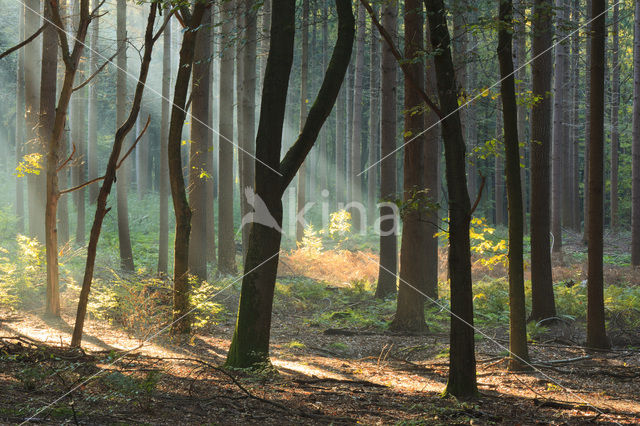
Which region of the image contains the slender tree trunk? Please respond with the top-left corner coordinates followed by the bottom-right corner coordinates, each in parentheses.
top-left (71, 28), bottom-right (86, 245)
top-left (368, 6), bottom-right (380, 228)
top-left (116, 0), bottom-right (134, 271)
top-left (72, 3), bottom-right (162, 347)
top-left (296, 0), bottom-right (310, 243)
top-left (375, 0), bottom-right (398, 298)
top-left (188, 8), bottom-right (212, 281)
top-left (515, 0), bottom-right (528, 233)
top-left (610, 2), bottom-right (620, 232)
top-left (168, 2), bottom-right (209, 335)
top-left (136, 105), bottom-right (150, 198)
top-left (226, 0), bottom-right (353, 368)
top-left (218, 0), bottom-right (238, 274)
top-left (632, 0), bottom-right (640, 266)
top-left (41, 1), bottom-right (59, 316)
top-left (551, 0), bottom-right (567, 254)
top-left (498, 0), bottom-right (530, 371)
top-left (349, 3), bottom-right (366, 232)
top-left (495, 110), bottom-right (504, 225)
top-left (158, 12), bottom-right (171, 275)
top-left (529, 0), bottom-right (556, 321)
top-left (425, 0), bottom-right (478, 399)
top-left (571, 0), bottom-right (581, 231)
top-left (586, 0), bottom-right (610, 350)
top-left (25, 0), bottom-right (44, 242)
top-left (88, 0), bottom-right (99, 204)
top-left (206, 7), bottom-right (216, 265)
top-left (583, 0), bottom-right (592, 244)
top-left (15, 7), bottom-right (25, 234)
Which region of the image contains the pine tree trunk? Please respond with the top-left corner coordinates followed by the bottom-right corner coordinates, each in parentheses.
top-left (610, 2), bottom-right (620, 232)
top-left (217, 0), bottom-right (238, 274)
top-left (15, 7), bottom-right (25, 234)
top-left (515, 0), bottom-right (528, 233)
top-left (136, 105), bottom-right (150, 199)
top-left (349, 3), bottom-right (366, 232)
top-left (296, 0), bottom-right (310, 243)
top-left (495, 111), bottom-right (504, 226)
top-left (497, 0), bottom-right (530, 371)
top-left (368, 6), bottom-right (380, 230)
top-left (336, 84), bottom-right (346, 207)
top-left (425, 0), bottom-right (478, 399)
top-left (586, 0), bottom-right (610, 350)
top-left (529, 0), bottom-right (556, 321)
top-left (583, 0), bottom-right (592, 244)
top-left (116, 0), bottom-right (134, 271)
top-left (88, 0), bottom-right (99, 204)
top-left (158, 12), bottom-right (171, 275)
top-left (571, 0), bottom-right (581, 231)
top-left (188, 7), bottom-right (212, 281)
top-left (375, 0), bottom-right (398, 298)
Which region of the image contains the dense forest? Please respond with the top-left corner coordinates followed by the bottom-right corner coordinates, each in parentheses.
top-left (0, 0), bottom-right (638, 423)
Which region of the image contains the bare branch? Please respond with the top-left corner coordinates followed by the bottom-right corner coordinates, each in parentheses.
top-left (469, 174), bottom-right (486, 217)
top-left (117, 115), bottom-right (151, 169)
top-left (56, 144), bottom-right (76, 173)
top-left (59, 175), bottom-right (104, 195)
top-left (0, 24), bottom-right (45, 61)
top-left (72, 50), bottom-right (118, 92)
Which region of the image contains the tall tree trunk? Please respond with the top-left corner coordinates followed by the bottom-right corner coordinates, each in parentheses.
top-left (218, 0), bottom-right (238, 274)
top-left (586, 0), bottom-right (609, 350)
top-left (41, 1), bottom-right (59, 316)
top-left (296, 0), bottom-right (310, 243)
top-left (116, 0), bottom-right (134, 271)
top-left (158, 11), bottom-right (171, 275)
top-left (168, 2), bottom-right (209, 335)
top-left (367, 5), bottom-right (380, 228)
top-left (515, 0), bottom-right (528, 233)
top-left (206, 7), bottom-right (216, 265)
top-left (25, 0), bottom-right (44, 242)
top-left (425, 0), bottom-right (478, 399)
top-left (71, 15), bottom-right (86, 246)
top-left (375, 0), bottom-right (398, 298)
top-left (529, 0), bottom-right (556, 321)
top-left (610, 2), bottom-right (620, 232)
top-left (497, 0), bottom-right (530, 371)
top-left (632, 0), bottom-right (640, 266)
top-left (188, 8), bottom-right (212, 281)
top-left (240, 0), bottom-right (257, 259)
top-left (136, 105), bottom-right (150, 198)
top-left (72, 3), bottom-right (162, 347)
top-left (495, 110), bottom-right (504, 225)
top-left (571, 0), bottom-right (581, 231)
top-left (87, 0), bottom-right (99, 204)
top-left (349, 3), bottom-right (366, 232)
top-left (583, 0), bottom-right (592, 244)
top-left (226, 0), bottom-right (354, 368)
top-left (15, 7), bottom-right (25, 234)
top-left (551, 0), bottom-right (567, 254)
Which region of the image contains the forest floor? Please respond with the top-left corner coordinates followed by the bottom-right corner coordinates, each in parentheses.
top-left (0, 232), bottom-right (639, 424)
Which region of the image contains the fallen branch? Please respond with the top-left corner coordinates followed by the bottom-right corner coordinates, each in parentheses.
top-left (534, 355), bottom-right (591, 365)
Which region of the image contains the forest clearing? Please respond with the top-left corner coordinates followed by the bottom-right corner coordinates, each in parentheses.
top-left (1, 0), bottom-right (640, 423)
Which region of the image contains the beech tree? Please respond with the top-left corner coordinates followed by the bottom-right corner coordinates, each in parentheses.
top-left (226, 0), bottom-right (354, 368)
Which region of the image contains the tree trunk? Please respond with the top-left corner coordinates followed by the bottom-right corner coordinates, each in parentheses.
top-left (391, 0), bottom-right (429, 332)
top-left (87, 0), bottom-right (99, 204)
top-left (497, 0), bottom-right (530, 371)
top-left (610, 2), bottom-right (620, 232)
top-left (116, 0), bottom-right (134, 271)
top-left (375, 0), bottom-right (398, 298)
top-left (206, 7), bottom-right (216, 265)
top-left (25, 0), bottom-right (44, 243)
top-left (583, 0), bottom-right (592, 244)
top-left (515, 0), bottom-right (528, 233)
top-left (495, 110), bottom-right (504, 225)
top-left (551, 0), bottom-right (567, 254)
top-left (529, 0), bottom-right (556, 321)
top-left (72, 3), bottom-right (162, 347)
top-left (349, 3), bottom-right (366, 232)
top-left (296, 0), bottom-right (310, 243)
top-left (632, 0), bottom-right (640, 266)
top-left (336, 84), bottom-right (346, 207)
top-left (226, 0), bottom-right (354, 368)
top-left (217, 0), bottom-right (238, 274)
top-left (571, 0), bottom-right (581, 231)
top-left (425, 0), bottom-right (478, 399)
top-left (586, 0), bottom-right (610, 350)
top-left (136, 105), bottom-right (150, 199)
top-left (71, 24), bottom-right (86, 246)
top-left (367, 5), bottom-right (380, 228)
top-left (15, 7), bottom-right (25, 234)
top-left (168, 2), bottom-right (208, 335)
top-left (188, 8), bottom-right (212, 281)
top-left (158, 12), bottom-right (171, 275)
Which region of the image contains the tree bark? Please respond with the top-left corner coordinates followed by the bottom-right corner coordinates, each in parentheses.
top-left (296, 0), bottom-right (310, 243)
top-left (529, 0), bottom-right (556, 321)
top-left (583, 0), bottom-right (592, 244)
top-left (188, 8), bottom-right (212, 281)
top-left (375, 0), bottom-right (398, 298)
top-left (632, 0), bottom-right (640, 266)
top-left (217, 0), bottom-right (238, 274)
top-left (226, 0), bottom-right (354, 368)
top-left (495, 110), bottom-right (504, 225)
top-left (158, 11), bottom-right (171, 275)
top-left (610, 2), bottom-right (620, 232)
top-left (425, 0), bottom-right (478, 399)
top-left (15, 5), bottom-right (25, 234)
top-left (497, 0), bottom-right (530, 371)
top-left (586, 0), bottom-right (610, 350)
top-left (116, 0), bottom-right (134, 271)
top-left (368, 5), bottom-right (380, 228)
top-left (168, 2), bottom-right (209, 335)
top-left (87, 0), bottom-right (99, 204)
